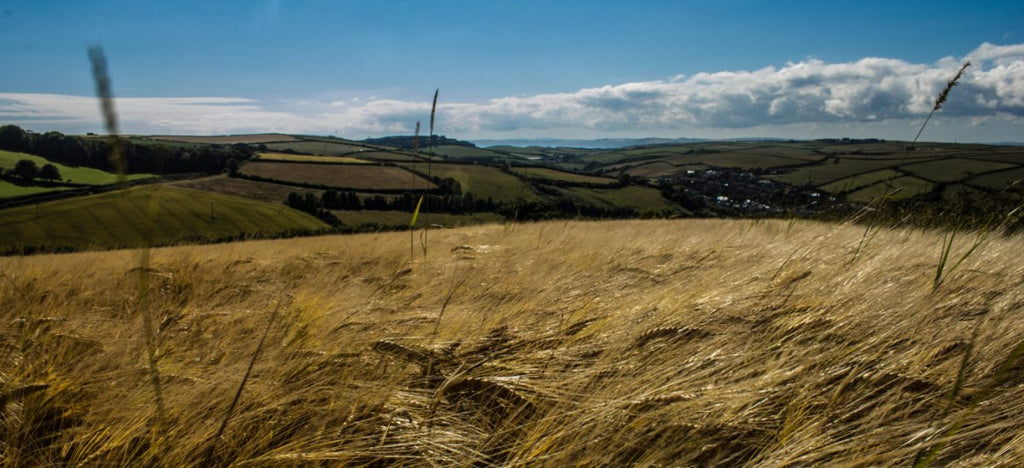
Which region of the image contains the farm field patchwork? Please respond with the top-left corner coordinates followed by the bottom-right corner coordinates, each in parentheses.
top-left (239, 161), bottom-right (433, 190)
top-left (769, 158), bottom-right (917, 186)
top-left (901, 158), bottom-right (1017, 182)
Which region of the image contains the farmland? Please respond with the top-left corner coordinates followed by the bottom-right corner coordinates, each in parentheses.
top-left (3, 132), bottom-right (1024, 254)
top-left (238, 161), bottom-right (434, 191)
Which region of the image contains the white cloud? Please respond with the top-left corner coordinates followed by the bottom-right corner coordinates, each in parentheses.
top-left (2, 42), bottom-right (1023, 140)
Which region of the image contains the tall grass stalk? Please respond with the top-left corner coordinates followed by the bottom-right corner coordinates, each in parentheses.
top-left (210, 300), bottom-right (283, 456)
top-left (932, 221), bottom-right (990, 291)
top-left (410, 121), bottom-right (421, 261)
top-left (911, 62), bottom-right (971, 147)
top-left (422, 89), bottom-right (439, 260)
top-left (89, 45), bottom-right (166, 434)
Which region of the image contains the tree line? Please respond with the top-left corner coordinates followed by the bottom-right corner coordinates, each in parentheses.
top-left (1, 159), bottom-right (63, 183)
top-left (0, 125), bottom-right (252, 174)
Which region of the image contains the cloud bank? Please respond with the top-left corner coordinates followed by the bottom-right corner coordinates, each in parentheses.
top-left (2, 42), bottom-right (1023, 141)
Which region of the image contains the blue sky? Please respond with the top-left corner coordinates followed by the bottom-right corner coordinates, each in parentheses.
top-left (1, 0), bottom-right (1023, 142)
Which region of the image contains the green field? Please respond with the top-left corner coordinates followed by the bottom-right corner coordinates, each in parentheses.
top-left (331, 210), bottom-right (504, 228)
top-left (0, 185), bottom-right (329, 252)
top-left (845, 176), bottom-right (934, 203)
top-left (819, 169), bottom-right (903, 194)
top-left (398, 163), bottom-right (540, 202)
top-left (512, 167), bottom-right (618, 185)
top-left (0, 181), bottom-right (73, 198)
top-left (901, 158), bottom-right (1016, 182)
top-left (255, 152), bottom-right (371, 164)
top-left (0, 150), bottom-right (155, 186)
top-left (968, 167), bottom-right (1024, 190)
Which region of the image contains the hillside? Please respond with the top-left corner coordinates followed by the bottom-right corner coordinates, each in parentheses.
top-left (2, 219), bottom-right (1023, 465)
top-left (0, 185), bottom-right (329, 253)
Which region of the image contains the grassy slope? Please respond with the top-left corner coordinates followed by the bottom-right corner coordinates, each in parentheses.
top-left (2, 219), bottom-right (1022, 465)
top-left (0, 185), bottom-right (328, 251)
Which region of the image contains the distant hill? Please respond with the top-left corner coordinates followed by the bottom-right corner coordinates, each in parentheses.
top-left (361, 135), bottom-right (476, 149)
top-left (473, 137), bottom-right (710, 149)
top-left (473, 137), bottom-right (806, 149)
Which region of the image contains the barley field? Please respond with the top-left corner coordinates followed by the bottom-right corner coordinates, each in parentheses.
top-left (1, 219), bottom-right (1022, 465)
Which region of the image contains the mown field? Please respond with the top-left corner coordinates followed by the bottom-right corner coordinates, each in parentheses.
top-left (2, 219), bottom-right (1022, 465)
top-left (0, 185), bottom-right (328, 252)
top-left (239, 161), bottom-right (434, 191)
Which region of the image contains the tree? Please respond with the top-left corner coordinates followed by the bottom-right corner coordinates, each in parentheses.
top-left (39, 163), bottom-right (62, 182)
top-left (226, 158), bottom-right (240, 176)
top-left (13, 159), bottom-right (38, 181)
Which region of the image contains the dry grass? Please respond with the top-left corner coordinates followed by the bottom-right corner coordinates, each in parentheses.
top-left (1, 218), bottom-right (1023, 465)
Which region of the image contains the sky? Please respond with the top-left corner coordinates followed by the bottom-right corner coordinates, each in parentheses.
top-left (1, 0), bottom-right (1023, 143)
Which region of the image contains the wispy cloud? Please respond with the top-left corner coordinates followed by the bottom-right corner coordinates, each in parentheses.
top-left (2, 42), bottom-right (1023, 140)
